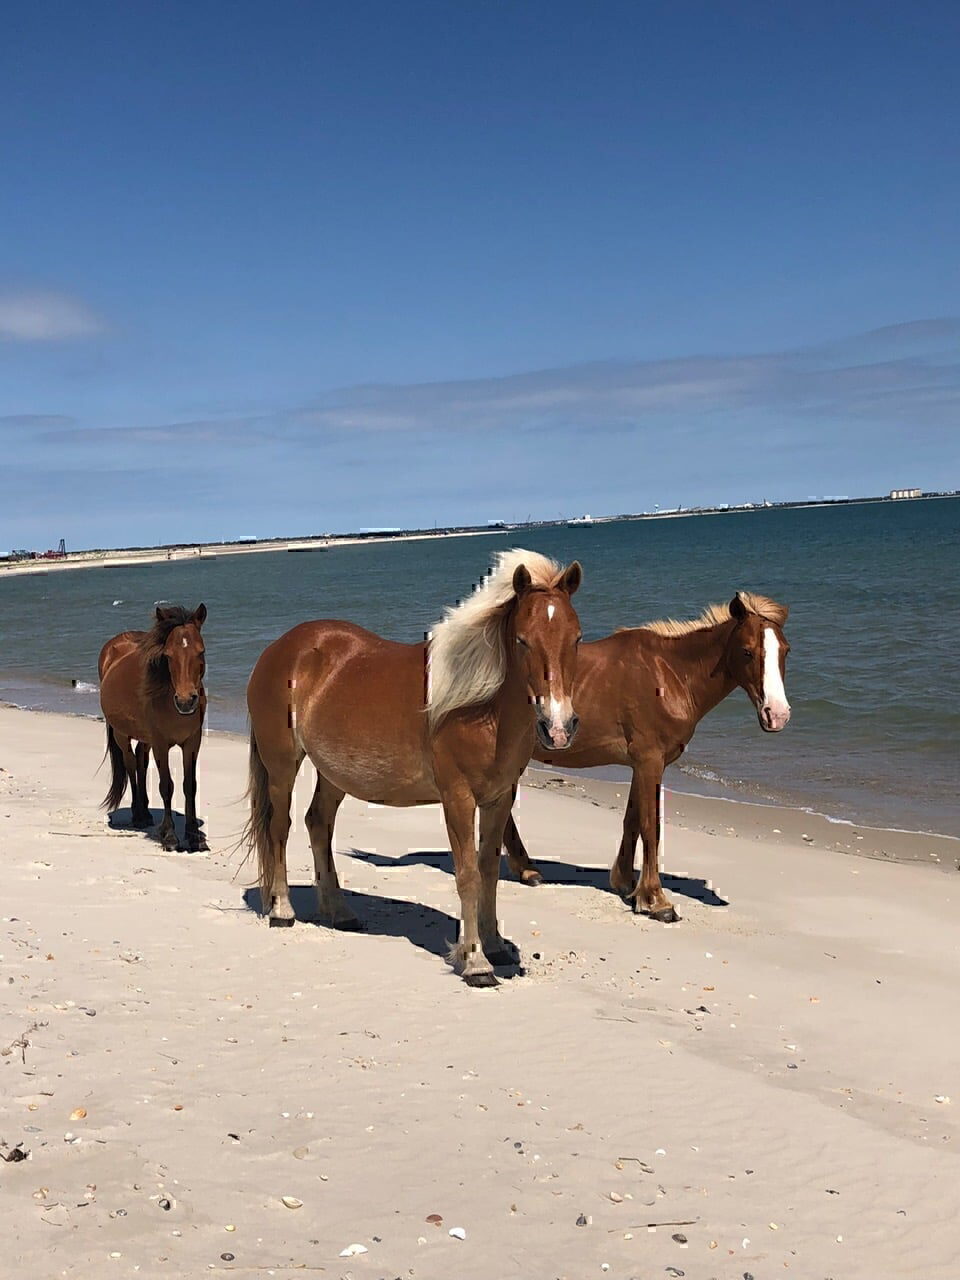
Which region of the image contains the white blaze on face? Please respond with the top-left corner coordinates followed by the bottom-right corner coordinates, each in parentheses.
top-left (762, 627), bottom-right (790, 728)
top-left (547, 603), bottom-right (555, 621)
top-left (182, 636), bottom-right (188, 647)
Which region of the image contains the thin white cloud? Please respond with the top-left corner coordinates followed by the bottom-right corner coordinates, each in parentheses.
top-left (0, 291), bottom-right (103, 341)
top-left (37, 316), bottom-right (960, 449)
top-left (0, 413), bottom-right (76, 429)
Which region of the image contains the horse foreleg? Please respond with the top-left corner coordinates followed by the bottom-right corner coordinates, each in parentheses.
top-left (132, 743), bottom-right (152, 827)
top-left (153, 744), bottom-right (179, 852)
top-left (502, 788), bottom-right (544, 886)
top-left (617, 761), bottom-right (678, 923)
top-left (182, 733), bottom-right (207, 852)
top-left (443, 787), bottom-right (496, 987)
top-left (305, 774), bottom-right (357, 929)
top-left (610, 765), bottom-right (642, 899)
top-left (479, 792), bottom-right (520, 966)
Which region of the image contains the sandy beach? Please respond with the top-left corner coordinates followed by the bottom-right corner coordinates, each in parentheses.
top-left (2, 704), bottom-right (958, 1279)
top-left (0, 528), bottom-right (509, 578)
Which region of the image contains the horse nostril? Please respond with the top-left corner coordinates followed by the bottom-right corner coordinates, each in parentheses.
top-left (569, 715), bottom-right (580, 737)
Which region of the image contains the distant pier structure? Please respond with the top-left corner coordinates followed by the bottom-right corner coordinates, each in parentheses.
top-left (890, 488), bottom-right (922, 500)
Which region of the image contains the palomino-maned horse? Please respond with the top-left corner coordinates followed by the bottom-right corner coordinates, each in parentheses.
top-left (244, 550), bottom-right (582, 987)
top-left (502, 591), bottom-right (791, 921)
top-left (99, 604), bottom-right (209, 852)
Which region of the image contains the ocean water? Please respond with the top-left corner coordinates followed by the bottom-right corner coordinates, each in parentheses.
top-left (1, 498), bottom-right (958, 836)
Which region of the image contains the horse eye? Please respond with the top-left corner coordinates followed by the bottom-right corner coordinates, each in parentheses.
top-left (516, 636), bottom-right (528, 648)
top-left (743, 648), bottom-right (753, 659)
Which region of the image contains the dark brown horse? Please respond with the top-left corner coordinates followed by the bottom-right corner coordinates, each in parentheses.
top-left (99, 604), bottom-right (208, 852)
top-left (244, 550), bottom-right (582, 987)
top-left (502, 592), bottom-right (790, 920)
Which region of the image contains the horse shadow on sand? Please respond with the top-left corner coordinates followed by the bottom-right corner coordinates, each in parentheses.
top-left (107, 808), bottom-right (207, 854)
top-left (341, 846), bottom-right (728, 912)
top-left (240, 873), bottom-right (527, 980)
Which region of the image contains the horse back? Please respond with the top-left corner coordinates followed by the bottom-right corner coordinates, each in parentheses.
top-left (98, 630), bottom-right (146, 681)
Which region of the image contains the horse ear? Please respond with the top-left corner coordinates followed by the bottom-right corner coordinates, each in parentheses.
top-left (730, 592), bottom-right (748, 621)
top-left (558, 561), bottom-right (582, 596)
top-left (513, 564), bottom-right (533, 596)
top-left (155, 605), bottom-right (167, 623)
top-left (193, 603), bottom-right (207, 627)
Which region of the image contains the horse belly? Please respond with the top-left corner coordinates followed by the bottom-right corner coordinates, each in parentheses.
top-left (533, 741), bottom-right (629, 770)
top-left (308, 739), bottom-right (440, 807)
top-left (295, 666), bottom-right (438, 806)
top-left (99, 664), bottom-right (147, 742)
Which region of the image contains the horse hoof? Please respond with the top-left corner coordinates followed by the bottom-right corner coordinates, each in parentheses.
top-left (521, 872), bottom-right (543, 887)
top-left (187, 838), bottom-right (209, 853)
top-left (463, 971), bottom-right (500, 988)
top-left (651, 906), bottom-right (680, 923)
top-left (269, 916), bottom-right (295, 928)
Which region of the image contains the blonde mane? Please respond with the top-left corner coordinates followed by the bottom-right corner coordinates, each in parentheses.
top-left (634, 591), bottom-right (788, 637)
top-left (426, 548), bottom-right (564, 726)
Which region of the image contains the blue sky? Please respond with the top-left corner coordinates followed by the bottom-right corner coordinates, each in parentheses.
top-left (2, 1), bottom-right (958, 548)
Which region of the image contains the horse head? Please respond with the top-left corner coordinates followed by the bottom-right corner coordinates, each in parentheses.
top-left (721, 592), bottom-right (791, 732)
top-left (158, 603), bottom-right (207, 715)
top-left (510, 560), bottom-right (583, 750)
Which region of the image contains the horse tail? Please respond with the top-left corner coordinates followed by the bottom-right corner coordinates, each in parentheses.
top-left (101, 724), bottom-right (128, 811)
top-left (242, 726), bottom-right (275, 913)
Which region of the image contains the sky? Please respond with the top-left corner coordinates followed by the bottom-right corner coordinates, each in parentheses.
top-left (1, 0), bottom-right (958, 549)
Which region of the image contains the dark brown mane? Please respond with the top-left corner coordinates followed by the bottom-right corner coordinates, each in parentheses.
top-left (139, 606), bottom-right (197, 701)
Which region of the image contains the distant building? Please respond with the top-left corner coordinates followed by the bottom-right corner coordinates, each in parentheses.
top-left (890, 488), bottom-right (922, 500)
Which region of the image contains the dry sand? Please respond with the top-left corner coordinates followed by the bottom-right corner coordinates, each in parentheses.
top-left (1, 704), bottom-right (958, 1279)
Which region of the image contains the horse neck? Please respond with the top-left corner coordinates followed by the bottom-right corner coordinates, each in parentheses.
top-left (656, 621), bottom-right (738, 719)
top-left (141, 651), bottom-right (173, 703)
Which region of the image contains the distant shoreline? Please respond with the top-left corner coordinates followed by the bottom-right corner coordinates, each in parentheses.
top-left (2, 490), bottom-right (956, 578)
top-left (0, 526), bottom-right (507, 578)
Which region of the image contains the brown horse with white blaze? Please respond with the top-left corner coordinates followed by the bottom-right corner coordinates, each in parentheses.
top-left (244, 549), bottom-right (582, 987)
top-left (99, 604), bottom-right (208, 852)
top-left (502, 591), bottom-right (791, 920)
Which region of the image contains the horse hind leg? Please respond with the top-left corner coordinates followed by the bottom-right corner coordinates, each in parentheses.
top-left (245, 728), bottom-right (301, 926)
top-left (502, 795), bottom-right (544, 886)
top-left (132, 742), bottom-right (153, 827)
top-left (305, 774), bottom-right (359, 930)
top-left (102, 725), bottom-right (136, 817)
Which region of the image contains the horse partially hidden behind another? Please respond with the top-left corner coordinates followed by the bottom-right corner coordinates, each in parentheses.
top-left (99, 604), bottom-right (208, 852)
top-left (244, 549), bottom-right (582, 987)
top-left (502, 591), bottom-right (791, 921)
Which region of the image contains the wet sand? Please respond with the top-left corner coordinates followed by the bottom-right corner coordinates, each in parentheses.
top-left (523, 767), bottom-right (960, 872)
top-left (2, 705), bottom-right (958, 1278)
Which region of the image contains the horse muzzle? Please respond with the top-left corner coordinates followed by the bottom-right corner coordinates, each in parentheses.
top-left (759, 702), bottom-right (790, 732)
top-left (535, 709), bottom-right (580, 751)
top-left (174, 693), bottom-right (200, 716)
